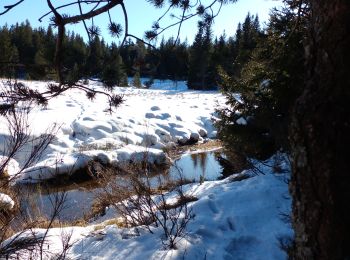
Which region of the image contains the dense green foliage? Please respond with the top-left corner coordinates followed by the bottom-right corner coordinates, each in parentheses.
top-left (217, 9), bottom-right (306, 160)
top-left (0, 21), bottom-right (127, 86)
top-left (187, 22), bottom-right (214, 90)
top-left (1, 16), bottom-right (265, 91)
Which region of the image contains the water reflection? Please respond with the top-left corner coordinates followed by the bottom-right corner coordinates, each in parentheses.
top-left (16, 182), bottom-right (101, 222)
top-left (17, 149), bottom-right (227, 222)
top-left (169, 150), bottom-right (223, 182)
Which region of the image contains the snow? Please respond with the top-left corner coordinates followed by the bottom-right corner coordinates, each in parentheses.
top-left (1, 80), bottom-right (293, 259)
top-left (260, 79), bottom-right (271, 89)
top-left (236, 117), bottom-right (247, 125)
top-left (0, 193), bottom-right (15, 210)
top-left (3, 156), bottom-right (293, 259)
top-left (116, 144), bottom-right (170, 165)
top-left (0, 80), bottom-right (225, 183)
top-left (232, 93), bottom-right (244, 104)
top-left (0, 156), bottom-right (20, 178)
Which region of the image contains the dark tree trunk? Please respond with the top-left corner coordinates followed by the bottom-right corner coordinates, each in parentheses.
top-left (290, 1), bottom-right (350, 259)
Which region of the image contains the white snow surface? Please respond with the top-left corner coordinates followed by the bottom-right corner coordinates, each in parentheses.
top-left (1, 80), bottom-right (293, 259)
top-left (4, 157), bottom-right (293, 260)
top-left (0, 156), bottom-right (20, 178)
top-left (0, 80), bottom-right (225, 183)
top-left (0, 192), bottom-right (15, 210)
top-left (236, 117), bottom-right (248, 125)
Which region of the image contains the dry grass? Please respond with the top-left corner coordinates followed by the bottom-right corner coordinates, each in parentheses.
top-left (93, 218), bottom-right (125, 231)
top-left (156, 178), bottom-right (195, 192)
top-left (166, 139), bottom-right (222, 160)
top-left (77, 142), bottom-right (122, 152)
top-left (160, 195), bottom-right (198, 211)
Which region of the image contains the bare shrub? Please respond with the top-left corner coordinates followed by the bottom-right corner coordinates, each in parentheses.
top-left (96, 157), bottom-right (196, 250)
top-left (0, 93), bottom-right (69, 258)
top-left (50, 228), bottom-right (74, 260)
top-left (0, 188), bottom-right (70, 260)
top-left (0, 98), bottom-right (59, 186)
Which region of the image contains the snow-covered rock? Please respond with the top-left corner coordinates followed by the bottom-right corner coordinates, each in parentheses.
top-left (178, 135), bottom-right (190, 145)
top-left (150, 106), bottom-right (160, 111)
top-left (116, 144), bottom-right (170, 165)
top-left (190, 132), bottom-right (200, 142)
top-left (198, 128), bottom-right (208, 137)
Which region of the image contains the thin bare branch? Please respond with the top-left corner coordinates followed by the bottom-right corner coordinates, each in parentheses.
top-left (0, 0), bottom-right (25, 16)
top-left (78, 0), bottom-right (91, 42)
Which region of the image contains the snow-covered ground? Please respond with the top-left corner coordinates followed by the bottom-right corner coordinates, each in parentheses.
top-left (0, 192), bottom-right (15, 210)
top-left (1, 80), bottom-right (293, 259)
top-left (3, 156), bottom-right (293, 260)
top-left (0, 80), bottom-right (225, 183)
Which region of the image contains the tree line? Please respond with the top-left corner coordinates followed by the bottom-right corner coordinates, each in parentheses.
top-left (1, 0), bottom-right (350, 258)
top-left (0, 14), bottom-right (262, 90)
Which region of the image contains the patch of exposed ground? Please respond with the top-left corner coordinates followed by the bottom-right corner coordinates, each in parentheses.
top-left (166, 139), bottom-right (222, 160)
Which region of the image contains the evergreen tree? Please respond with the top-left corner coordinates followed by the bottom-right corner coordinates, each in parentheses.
top-left (119, 39), bottom-right (136, 76)
top-left (30, 28), bottom-right (48, 79)
top-left (0, 26), bottom-right (11, 58)
top-left (210, 33), bottom-right (231, 86)
top-left (175, 40), bottom-right (189, 80)
top-left (132, 69), bottom-right (142, 88)
top-left (217, 9), bottom-right (304, 160)
top-left (133, 40), bottom-right (147, 76)
top-left (11, 21), bottom-right (35, 66)
top-left (143, 44), bottom-right (159, 80)
top-left (86, 36), bottom-right (104, 78)
top-left (234, 13), bottom-right (261, 74)
top-left (101, 43), bottom-right (127, 89)
top-left (156, 37), bottom-right (189, 81)
top-left (61, 32), bottom-right (87, 82)
top-left (188, 21), bottom-right (214, 90)
top-left (0, 26), bottom-right (16, 77)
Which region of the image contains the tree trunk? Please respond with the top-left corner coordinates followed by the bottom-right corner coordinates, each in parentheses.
top-left (290, 1), bottom-right (350, 259)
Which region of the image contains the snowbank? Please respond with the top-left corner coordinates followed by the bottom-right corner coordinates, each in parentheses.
top-left (0, 80), bottom-right (226, 183)
top-left (0, 156), bottom-right (20, 178)
top-left (0, 193), bottom-right (15, 210)
top-left (4, 157), bottom-right (293, 259)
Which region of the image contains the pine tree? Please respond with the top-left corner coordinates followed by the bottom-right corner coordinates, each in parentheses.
top-left (188, 22), bottom-right (214, 90)
top-left (0, 26), bottom-right (21, 78)
top-left (217, 9), bottom-right (304, 160)
top-left (119, 39), bottom-right (136, 76)
top-left (101, 43), bottom-right (127, 89)
top-left (132, 69), bottom-right (142, 88)
top-left (11, 20), bottom-right (34, 66)
top-left (0, 26), bottom-right (13, 76)
top-left (156, 37), bottom-right (189, 81)
top-left (86, 36), bottom-right (104, 78)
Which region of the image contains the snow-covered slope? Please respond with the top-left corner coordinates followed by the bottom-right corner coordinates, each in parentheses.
top-left (3, 157), bottom-right (293, 260)
top-left (0, 80), bottom-right (225, 182)
top-left (1, 80), bottom-right (293, 260)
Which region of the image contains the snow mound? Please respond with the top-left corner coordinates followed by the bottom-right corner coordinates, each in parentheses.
top-left (0, 156), bottom-right (20, 178)
top-left (0, 193), bottom-right (15, 210)
top-left (0, 80), bottom-right (226, 183)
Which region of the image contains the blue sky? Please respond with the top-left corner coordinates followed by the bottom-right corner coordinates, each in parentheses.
top-left (0, 0), bottom-right (281, 44)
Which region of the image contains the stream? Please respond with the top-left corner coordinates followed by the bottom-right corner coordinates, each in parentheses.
top-left (16, 149), bottom-right (227, 222)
